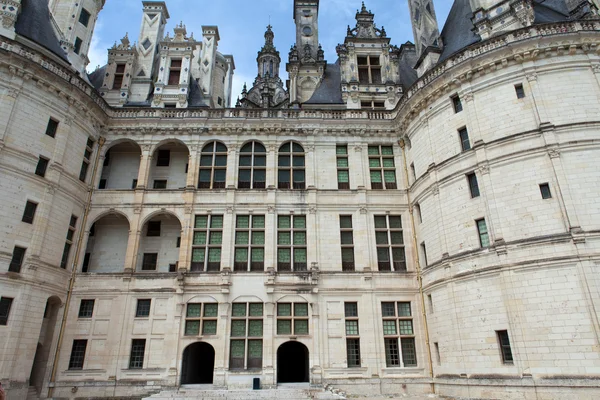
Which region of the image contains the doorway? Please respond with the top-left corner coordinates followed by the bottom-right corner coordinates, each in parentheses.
top-left (181, 342), bottom-right (215, 384)
top-left (29, 297), bottom-right (61, 394)
top-left (277, 341), bottom-right (309, 383)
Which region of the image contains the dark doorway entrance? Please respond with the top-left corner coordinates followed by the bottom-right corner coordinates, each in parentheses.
top-left (277, 341), bottom-right (309, 383)
top-left (181, 342), bottom-right (215, 384)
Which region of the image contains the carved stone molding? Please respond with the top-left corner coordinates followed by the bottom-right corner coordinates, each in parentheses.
top-left (548, 147), bottom-right (561, 158)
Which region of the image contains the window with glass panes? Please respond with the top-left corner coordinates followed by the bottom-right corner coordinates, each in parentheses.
top-left (277, 215), bottom-right (307, 271)
top-left (337, 145), bottom-right (350, 189)
top-left (382, 302), bottom-right (416, 367)
top-left (184, 303), bottom-right (218, 336)
top-left (368, 145), bottom-right (397, 189)
top-left (476, 218), bottom-right (490, 247)
top-left (129, 339), bottom-right (146, 369)
top-left (234, 215), bottom-right (265, 272)
top-left (374, 215), bottom-right (406, 271)
top-left (79, 138), bottom-right (94, 182)
top-left (345, 302), bottom-right (361, 367)
top-left (60, 215), bottom-right (77, 269)
top-left (68, 339), bottom-right (87, 370)
top-left (278, 142), bottom-right (305, 189)
top-left (191, 215), bottom-right (223, 271)
top-left (238, 142), bottom-right (267, 189)
top-left (277, 303), bottom-right (309, 335)
top-left (340, 216), bottom-right (355, 271)
top-left (230, 303), bottom-right (263, 370)
top-left (199, 142), bottom-right (227, 189)
top-left (358, 55), bottom-right (381, 84)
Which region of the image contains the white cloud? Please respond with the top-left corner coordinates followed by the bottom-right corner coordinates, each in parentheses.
top-left (86, 20), bottom-right (107, 73)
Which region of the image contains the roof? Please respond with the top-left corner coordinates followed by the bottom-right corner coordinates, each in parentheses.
top-left (533, 0), bottom-right (570, 23)
top-left (304, 62), bottom-right (344, 105)
top-left (438, 0), bottom-right (480, 62)
top-left (15, 0), bottom-right (69, 62)
top-left (88, 65), bottom-right (107, 90)
top-left (398, 45), bottom-right (419, 89)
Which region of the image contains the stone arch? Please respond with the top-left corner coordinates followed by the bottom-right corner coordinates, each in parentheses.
top-left (84, 213), bottom-right (130, 273)
top-left (88, 209), bottom-right (132, 229)
top-left (137, 211), bottom-right (183, 272)
top-left (149, 139), bottom-right (190, 190)
top-left (277, 341), bottom-right (309, 383)
top-left (99, 139), bottom-right (142, 190)
top-left (181, 342), bottom-right (215, 385)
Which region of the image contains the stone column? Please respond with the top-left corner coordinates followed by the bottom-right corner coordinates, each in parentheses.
top-left (185, 145), bottom-right (199, 189)
top-left (0, 87), bottom-right (19, 147)
top-left (124, 210), bottom-right (142, 272)
top-left (267, 143), bottom-right (277, 188)
top-left (136, 145), bottom-right (153, 189)
top-left (226, 144), bottom-right (238, 188)
top-left (177, 207), bottom-right (194, 271)
top-left (265, 207), bottom-right (276, 271)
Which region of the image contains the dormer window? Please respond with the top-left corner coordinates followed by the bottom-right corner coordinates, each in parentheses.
top-left (113, 64), bottom-right (125, 89)
top-left (168, 59), bottom-right (182, 86)
top-left (358, 56), bottom-right (381, 84)
top-left (361, 100), bottom-right (385, 110)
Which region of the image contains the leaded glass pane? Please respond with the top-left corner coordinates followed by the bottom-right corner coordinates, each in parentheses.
top-left (215, 143), bottom-right (227, 152)
top-left (278, 232), bottom-right (291, 245)
top-left (377, 247), bottom-right (390, 262)
top-left (236, 231), bottom-right (249, 244)
top-left (295, 319), bottom-right (309, 335)
top-left (340, 216), bottom-right (352, 229)
top-left (231, 320), bottom-right (246, 336)
top-left (277, 319), bottom-right (292, 334)
top-left (383, 320), bottom-right (397, 335)
top-left (204, 304), bottom-right (218, 317)
top-left (230, 340), bottom-right (245, 357)
top-left (254, 156), bottom-right (266, 166)
top-left (278, 216), bottom-right (291, 228)
top-left (293, 232), bottom-right (306, 245)
top-left (345, 303), bottom-right (358, 317)
top-left (398, 302), bottom-right (411, 317)
top-left (346, 320), bottom-right (359, 335)
top-left (235, 248), bottom-right (248, 262)
top-left (342, 248), bottom-right (354, 262)
top-left (209, 231), bottom-right (222, 244)
top-left (208, 248), bottom-right (221, 262)
top-left (185, 320), bottom-right (200, 336)
top-left (338, 170), bottom-right (349, 183)
top-left (251, 248), bottom-right (264, 262)
top-left (370, 171), bottom-right (382, 183)
top-left (401, 338), bottom-right (417, 366)
top-left (368, 146), bottom-right (379, 155)
top-left (232, 303), bottom-right (246, 317)
top-left (374, 216), bottom-right (387, 228)
top-left (193, 231), bottom-right (207, 245)
top-left (381, 146), bottom-right (393, 155)
top-left (294, 248), bottom-right (307, 262)
top-left (248, 340), bottom-right (263, 357)
top-left (211, 216), bottom-right (223, 228)
top-left (376, 231), bottom-right (388, 244)
top-left (369, 158), bottom-right (381, 168)
top-left (389, 216), bottom-right (402, 229)
top-left (248, 320), bottom-right (263, 337)
top-left (202, 320), bottom-right (217, 335)
top-left (249, 303), bottom-right (263, 316)
top-left (292, 143), bottom-right (304, 153)
top-left (293, 217), bottom-right (306, 229)
top-left (278, 249), bottom-right (291, 262)
top-left (200, 155), bottom-right (213, 166)
top-left (195, 216), bottom-right (208, 228)
top-left (279, 142), bottom-right (291, 152)
top-left (237, 216), bottom-right (250, 228)
top-left (252, 231), bottom-right (265, 245)
top-left (337, 158), bottom-right (349, 168)
top-left (294, 303), bottom-right (308, 316)
top-left (215, 155), bottom-right (227, 167)
top-left (187, 304), bottom-right (201, 317)
top-left (192, 248), bottom-right (205, 262)
top-left (383, 158), bottom-right (395, 168)
top-left (252, 216), bottom-right (265, 228)
top-left (336, 146), bottom-right (348, 155)
top-left (392, 247), bottom-right (406, 262)
top-left (382, 302), bottom-right (396, 317)
top-left (390, 231), bottom-right (404, 245)
top-left (384, 170), bottom-right (396, 183)
top-left (278, 303), bottom-right (291, 316)
top-left (239, 155), bottom-right (252, 167)
top-left (292, 156), bottom-right (305, 167)
top-left (399, 320), bottom-right (414, 335)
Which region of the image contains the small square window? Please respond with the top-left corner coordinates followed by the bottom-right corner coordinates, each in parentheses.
top-left (142, 253), bottom-right (158, 270)
top-left (78, 299), bottom-right (95, 318)
top-left (22, 201), bottom-right (38, 224)
top-left (98, 179), bottom-right (107, 189)
top-left (156, 150), bottom-right (170, 166)
top-left (136, 299), bottom-right (151, 317)
top-left (45, 118), bottom-right (59, 138)
top-left (451, 94), bottom-right (463, 113)
top-left (515, 84), bottom-right (525, 99)
top-left (539, 183), bottom-right (552, 199)
top-left (153, 180), bottom-right (167, 189)
top-left (35, 156), bottom-right (49, 177)
top-left (147, 221), bottom-right (161, 237)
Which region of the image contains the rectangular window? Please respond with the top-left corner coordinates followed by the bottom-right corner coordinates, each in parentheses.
top-left (451, 94), bottom-right (463, 113)
top-left (9, 246), bottom-right (26, 273)
top-left (113, 63), bottom-right (125, 89)
top-left (168, 59), bottom-right (182, 86)
top-left (497, 330), bottom-right (513, 364)
top-left (459, 127), bottom-right (471, 151)
top-left (361, 100), bottom-right (386, 110)
top-left (420, 242), bottom-right (428, 266)
top-left (146, 221), bottom-right (161, 237)
top-left (176, 237), bottom-right (181, 248)
top-left (337, 145), bottom-right (350, 189)
top-left (104, 150), bottom-right (110, 167)
top-left (79, 8), bottom-right (91, 27)
top-left (434, 342), bottom-right (441, 365)
top-left (374, 215), bottom-right (406, 271)
top-left (136, 299), bottom-right (151, 318)
top-left (427, 294), bottom-right (434, 314)
top-left (476, 218), bottom-right (490, 248)
top-left (74, 37), bottom-right (82, 55)
top-left (467, 172), bottom-right (480, 198)
top-left (515, 84), bottom-right (525, 99)
top-left (82, 253), bottom-right (91, 272)
top-left (277, 215), bottom-right (307, 272)
top-left (142, 253), bottom-right (158, 270)
top-left (68, 340), bottom-right (87, 370)
top-left (357, 55), bottom-right (381, 84)
top-left (129, 339), bottom-right (146, 369)
top-left (277, 303), bottom-right (309, 335)
top-left (0, 297), bottom-right (14, 325)
top-left (22, 201), bottom-right (38, 224)
top-left (79, 138), bottom-right (94, 182)
top-left (234, 215), bottom-right (265, 272)
top-left (539, 183), bottom-right (552, 199)
top-left (191, 215), bottom-right (223, 272)
top-left (35, 156), bottom-right (49, 177)
top-left (153, 180), bottom-right (167, 189)
top-left (184, 303), bottom-right (218, 336)
top-left (156, 150), bottom-right (170, 167)
top-left (340, 215), bottom-right (355, 271)
top-left (382, 302), bottom-right (416, 367)
top-left (78, 299), bottom-right (95, 318)
top-left (98, 179), bottom-right (107, 189)
top-left (60, 215), bottom-right (77, 269)
top-left (410, 163), bottom-right (416, 182)
top-left (230, 303), bottom-right (263, 370)
top-left (132, 179), bottom-right (138, 189)
top-left (45, 118), bottom-right (59, 138)
top-left (414, 203), bottom-right (422, 224)
top-left (369, 145), bottom-right (397, 190)
top-left (345, 302), bottom-right (361, 367)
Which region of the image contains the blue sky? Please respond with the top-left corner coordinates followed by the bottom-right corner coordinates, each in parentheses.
top-left (89, 0), bottom-right (454, 104)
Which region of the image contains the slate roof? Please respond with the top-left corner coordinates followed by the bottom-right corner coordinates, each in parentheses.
top-left (88, 65), bottom-right (107, 90)
top-left (15, 0), bottom-right (69, 62)
top-left (438, 0), bottom-right (481, 62)
top-left (533, 0), bottom-right (570, 23)
top-left (305, 62), bottom-right (344, 105)
top-left (398, 44), bottom-right (419, 89)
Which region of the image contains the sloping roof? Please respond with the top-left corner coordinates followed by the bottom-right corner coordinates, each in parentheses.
top-left (533, 0), bottom-right (570, 23)
top-left (15, 0), bottom-right (69, 62)
top-left (88, 65), bottom-right (107, 90)
top-left (398, 44), bottom-right (419, 89)
top-left (304, 62), bottom-right (344, 105)
top-left (187, 78), bottom-right (210, 108)
top-left (439, 0), bottom-right (481, 62)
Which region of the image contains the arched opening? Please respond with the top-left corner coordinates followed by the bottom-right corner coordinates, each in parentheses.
top-left (181, 342), bottom-right (215, 385)
top-left (238, 141), bottom-right (266, 189)
top-left (278, 142), bottom-right (305, 190)
top-left (277, 341), bottom-right (309, 384)
top-left (29, 296), bottom-right (61, 394)
top-left (137, 213), bottom-right (182, 272)
top-left (99, 141), bottom-right (141, 190)
top-left (198, 141), bottom-right (227, 189)
top-left (84, 213), bottom-right (130, 273)
top-left (148, 141), bottom-right (190, 190)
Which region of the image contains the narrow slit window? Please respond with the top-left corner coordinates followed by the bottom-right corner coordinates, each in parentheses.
top-left (459, 127), bottom-right (470, 151)
top-left (22, 201), bottom-right (38, 224)
top-left (467, 172), bottom-right (480, 198)
top-left (539, 183), bottom-right (552, 199)
top-left (451, 94), bottom-right (463, 113)
top-left (497, 330), bottom-right (513, 364)
top-left (515, 84), bottom-right (525, 99)
top-left (476, 218), bottom-right (490, 247)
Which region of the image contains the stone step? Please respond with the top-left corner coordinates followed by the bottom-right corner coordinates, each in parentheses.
top-left (144, 386), bottom-right (346, 400)
top-left (26, 386), bottom-right (39, 400)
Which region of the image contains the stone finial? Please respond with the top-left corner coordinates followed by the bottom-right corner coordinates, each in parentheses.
top-left (120, 33), bottom-right (130, 48)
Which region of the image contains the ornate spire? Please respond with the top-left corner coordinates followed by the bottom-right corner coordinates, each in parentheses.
top-left (265, 25), bottom-right (274, 47)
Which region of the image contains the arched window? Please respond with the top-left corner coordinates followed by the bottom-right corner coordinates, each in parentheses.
top-left (238, 142), bottom-right (266, 189)
top-left (199, 142), bottom-right (227, 189)
top-left (278, 142), bottom-right (305, 189)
